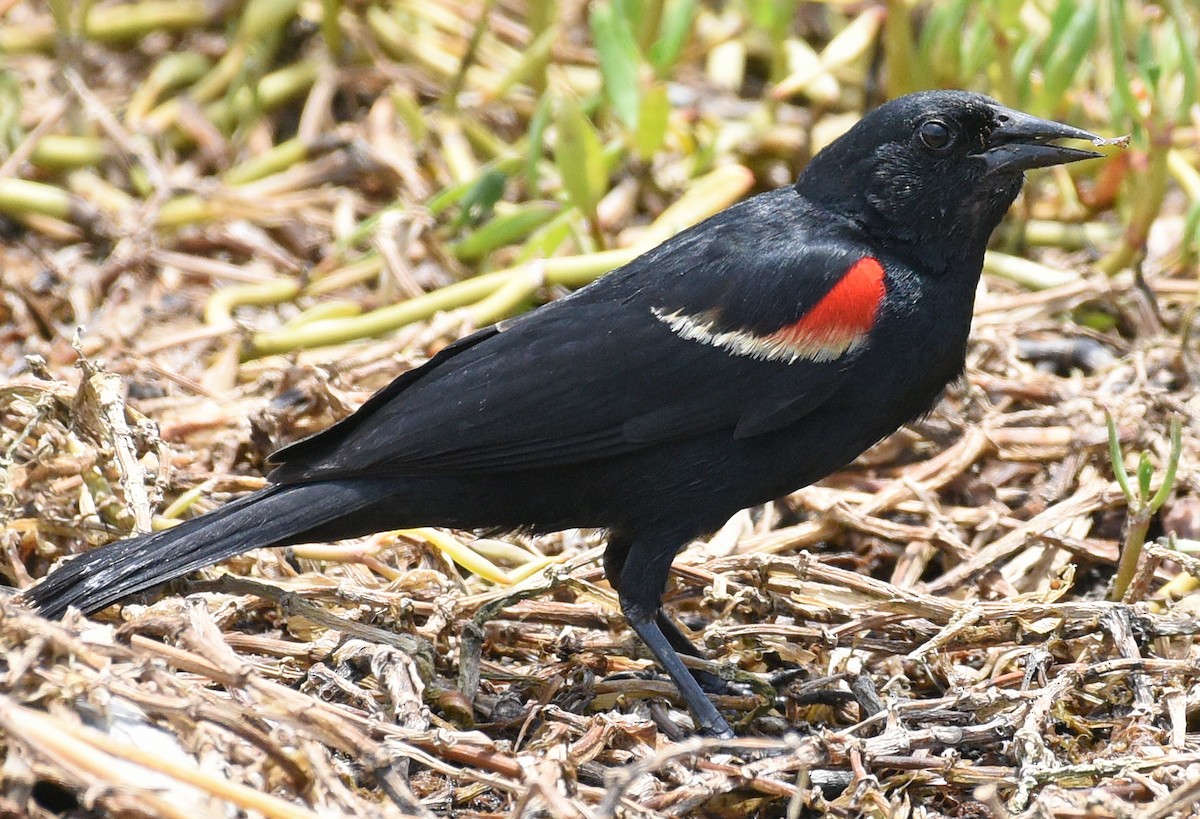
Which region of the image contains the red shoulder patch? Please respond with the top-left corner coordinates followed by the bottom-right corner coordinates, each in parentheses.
top-left (652, 257), bottom-right (886, 364)
top-left (767, 256), bottom-right (886, 361)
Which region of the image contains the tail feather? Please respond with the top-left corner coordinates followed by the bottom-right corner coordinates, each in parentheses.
top-left (24, 480), bottom-right (397, 618)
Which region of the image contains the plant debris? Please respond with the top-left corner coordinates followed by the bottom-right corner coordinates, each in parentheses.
top-left (2, 1), bottom-right (1200, 816)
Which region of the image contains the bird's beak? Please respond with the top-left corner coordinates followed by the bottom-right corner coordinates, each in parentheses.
top-left (981, 105), bottom-right (1105, 174)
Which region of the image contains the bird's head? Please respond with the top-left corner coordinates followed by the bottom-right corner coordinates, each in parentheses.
top-left (796, 90), bottom-right (1105, 273)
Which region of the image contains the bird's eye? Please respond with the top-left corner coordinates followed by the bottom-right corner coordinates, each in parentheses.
top-left (917, 119), bottom-right (954, 152)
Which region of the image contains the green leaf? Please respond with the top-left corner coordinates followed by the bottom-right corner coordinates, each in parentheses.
top-left (1134, 27), bottom-right (1161, 91)
top-left (1181, 202), bottom-right (1200, 271)
top-left (516, 208), bottom-right (576, 261)
top-left (1106, 0), bottom-right (1140, 136)
top-left (1167, 0), bottom-right (1198, 116)
top-left (747, 0), bottom-right (778, 31)
top-left (555, 96), bottom-right (608, 217)
top-left (919, 0), bottom-right (969, 86)
top-left (426, 159), bottom-right (522, 218)
top-left (0, 70), bottom-right (22, 150)
top-left (1041, 1), bottom-right (1097, 112)
top-left (526, 92), bottom-right (554, 196)
top-left (450, 202), bottom-right (560, 260)
top-left (1137, 452), bottom-right (1153, 500)
top-left (238, 0), bottom-right (302, 42)
top-left (614, 0), bottom-right (647, 33)
top-left (1074, 307), bottom-right (1119, 331)
top-left (453, 168), bottom-right (509, 229)
top-left (961, 14), bottom-right (995, 81)
top-left (745, 0), bottom-right (796, 71)
top-left (634, 83), bottom-right (670, 159)
top-left (1149, 418), bottom-right (1184, 511)
top-left (1044, 0), bottom-right (1078, 57)
top-left (883, 0), bottom-right (924, 97)
top-left (1011, 36), bottom-right (1040, 107)
top-left (1107, 413), bottom-right (1134, 503)
top-left (590, 1), bottom-right (642, 130)
top-left (648, 0), bottom-right (695, 76)
top-left (996, 0), bottom-right (1023, 30)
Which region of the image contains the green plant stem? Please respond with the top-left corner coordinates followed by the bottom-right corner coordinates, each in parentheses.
top-left (1109, 417), bottom-right (1183, 602)
top-left (983, 251), bottom-right (1077, 290)
top-left (0, 1), bottom-right (209, 53)
top-left (204, 279), bottom-right (302, 325)
top-left (445, 0), bottom-right (494, 111)
top-left (246, 248), bottom-right (638, 358)
top-left (1099, 123), bottom-right (1173, 275)
top-left (1112, 511), bottom-right (1150, 602)
top-left (321, 0), bottom-right (343, 61)
top-left (30, 135), bottom-right (106, 169)
top-left (883, 0), bottom-right (922, 98)
top-left (0, 179), bottom-right (74, 219)
top-left (1149, 418), bottom-right (1183, 510)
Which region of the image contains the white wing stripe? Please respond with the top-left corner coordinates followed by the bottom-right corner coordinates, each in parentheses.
top-left (652, 308), bottom-right (862, 364)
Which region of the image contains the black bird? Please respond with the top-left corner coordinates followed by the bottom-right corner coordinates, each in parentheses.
top-left (25, 91), bottom-right (1105, 738)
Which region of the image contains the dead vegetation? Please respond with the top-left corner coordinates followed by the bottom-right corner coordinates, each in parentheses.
top-left (3, 1), bottom-right (1200, 816)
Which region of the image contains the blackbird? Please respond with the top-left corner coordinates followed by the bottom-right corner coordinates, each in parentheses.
top-left (26, 91), bottom-right (1106, 738)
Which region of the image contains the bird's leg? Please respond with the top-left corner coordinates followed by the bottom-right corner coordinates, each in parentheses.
top-left (604, 536), bottom-right (731, 695)
top-left (654, 612), bottom-right (733, 695)
top-left (617, 538), bottom-right (734, 738)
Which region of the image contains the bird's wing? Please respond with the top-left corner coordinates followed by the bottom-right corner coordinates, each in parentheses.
top-left (268, 192), bottom-right (888, 481)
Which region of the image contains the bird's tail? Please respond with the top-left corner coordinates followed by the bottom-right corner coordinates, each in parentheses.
top-left (23, 480), bottom-right (397, 619)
